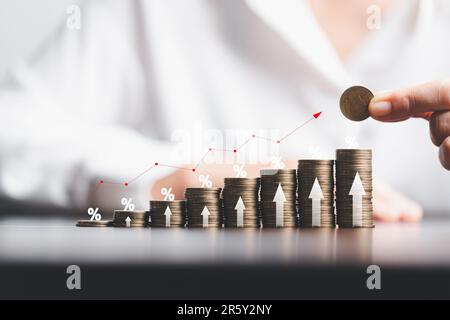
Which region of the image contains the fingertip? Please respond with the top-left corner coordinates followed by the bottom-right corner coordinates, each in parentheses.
top-left (373, 203), bottom-right (401, 222)
top-left (374, 212), bottom-right (401, 222)
top-left (400, 211), bottom-right (423, 223)
top-left (369, 99), bottom-right (393, 118)
top-left (439, 137), bottom-right (450, 170)
top-left (400, 203), bottom-right (424, 222)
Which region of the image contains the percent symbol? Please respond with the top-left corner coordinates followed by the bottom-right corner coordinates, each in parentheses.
top-left (271, 156), bottom-right (285, 169)
top-left (345, 136), bottom-right (359, 148)
top-left (233, 164), bottom-right (247, 178)
top-left (199, 174), bottom-right (213, 188)
top-left (161, 187), bottom-right (175, 201)
top-left (121, 197), bottom-right (135, 211)
top-left (88, 207), bottom-right (101, 221)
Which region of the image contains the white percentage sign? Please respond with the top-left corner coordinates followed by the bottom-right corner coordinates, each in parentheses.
top-left (88, 207), bottom-right (101, 221)
top-left (345, 136), bottom-right (359, 148)
top-left (308, 146), bottom-right (323, 159)
top-left (271, 156), bottom-right (285, 169)
top-left (161, 187), bottom-right (175, 201)
top-left (233, 164), bottom-right (247, 178)
top-left (199, 174), bottom-right (212, 188)
top-left (121, 197), bottom-right (135, 211)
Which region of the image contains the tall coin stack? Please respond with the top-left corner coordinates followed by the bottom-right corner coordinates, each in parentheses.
top-left (336, 149), bottom-right (374, 228)
top-left (260, 169), bottom-right (297, 228)
top-left (185, 188), bottom-right (222, 228)
top-left (297, 160), bottom-right (335, 228)
top-left (149, 200), bottom-right (186, 228)
top-left (223, 178), bottom-right (260, 228)
top-left (113, 210), bottom-right (148, 228)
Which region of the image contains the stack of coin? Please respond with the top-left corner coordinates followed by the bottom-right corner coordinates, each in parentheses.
top-left (297, 160), bottom-right (335, 228)
top-left (149, 200), bottom-right (186, 228)
top-left (223, 178), bottom-right (260, 228)
top-left (336, 149), bottom-right (374, 228)
top-left (113, 210), bottom-right (148, 228)
top-left (260, 169), bottom-right (297, 228)
top-left (185, 188), bottom-right (222, 228)
top-left (76, 220), bottom-right (113, 227)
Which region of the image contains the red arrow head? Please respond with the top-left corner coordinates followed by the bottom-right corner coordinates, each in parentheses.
top-left (313, 112), bottom-right (322, 119)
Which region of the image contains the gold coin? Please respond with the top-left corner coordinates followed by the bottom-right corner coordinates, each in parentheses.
top-left (340, 86), bottom-right (374, 121)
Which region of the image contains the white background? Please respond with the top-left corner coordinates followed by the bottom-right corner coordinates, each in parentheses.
top-left (0, 0), bottom-right (69, 78)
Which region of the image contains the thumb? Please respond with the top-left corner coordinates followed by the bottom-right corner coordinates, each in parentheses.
top-left (368, 80), bottom-right (450, 122)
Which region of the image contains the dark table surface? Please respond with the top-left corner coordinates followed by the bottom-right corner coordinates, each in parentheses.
top-left (1, 215), bottom-right (449, 299)
top-left (0, 216), bottom-right (449, 266)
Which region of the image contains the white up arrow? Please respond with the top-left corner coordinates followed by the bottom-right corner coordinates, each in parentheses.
top-left (273, 184), bottom-right (287, 227)
top-left (201, 206), bottom-right (210, 228)
top-left (235, 196), bottom-right (246, 228)
top-left (349, 172), bottom-right (366, 227)
top-left (164, 206), bottom-right (172, 227)
top-left (125, 216), bottom-right (131, 228)
top-left (308, 178), bottom-right (324, 227)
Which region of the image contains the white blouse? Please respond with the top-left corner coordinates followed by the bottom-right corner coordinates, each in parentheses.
top-left (0, 0), bottom-right (449, 212)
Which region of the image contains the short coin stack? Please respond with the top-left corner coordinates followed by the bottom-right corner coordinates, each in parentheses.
top-left (223, 178), bottom-right (260, 228)
top-left (260, 169), bottom-right (297, 228)
top-left (336, 149), bottom-right (373, 228)
top-left (149, 200), bottom-right (186, 228)
top-left (113, 210), bottom-right (148, 228)
top-left (185, 188), bottom-right (222, 228)
top-left (76, 220), bottom-right (113, 227)
top-left (297, 160), bottom-right (335, 228)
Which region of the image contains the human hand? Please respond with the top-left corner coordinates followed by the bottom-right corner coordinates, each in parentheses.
top-left (373, 181), bottom-right (423, 222)
top-left (369, 80), bottom-right (450, 169)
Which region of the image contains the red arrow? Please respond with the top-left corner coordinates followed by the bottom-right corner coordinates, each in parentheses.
top-left (278, 112), bottom-right (322, 142)
top-left (98, 111), bottom-right (322, 188)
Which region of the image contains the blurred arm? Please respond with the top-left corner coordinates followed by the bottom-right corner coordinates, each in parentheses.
top-left (0, 1), bottom-right (173, 210)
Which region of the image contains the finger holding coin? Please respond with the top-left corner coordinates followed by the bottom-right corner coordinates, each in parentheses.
top-left (362, 80), bottom-right (450, 171)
